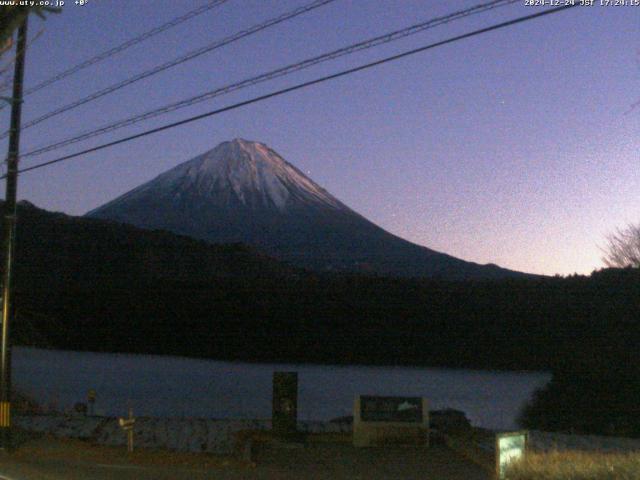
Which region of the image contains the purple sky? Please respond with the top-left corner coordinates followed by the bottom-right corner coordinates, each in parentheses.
top-left (1, 1), bottom-right (638, 276)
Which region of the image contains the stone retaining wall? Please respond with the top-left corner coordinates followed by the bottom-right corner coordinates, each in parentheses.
top-left (14, 415), bottom-right (350, 454)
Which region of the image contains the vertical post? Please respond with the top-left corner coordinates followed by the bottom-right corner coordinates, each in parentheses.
top-left (0, 17), bottom-right (29, 452)
top-left (127, 407), bottom-right (134, 453)
top-left (272, 372), bottom-right (298, 440)
top-left (87, 389), bottom-right (96, 416)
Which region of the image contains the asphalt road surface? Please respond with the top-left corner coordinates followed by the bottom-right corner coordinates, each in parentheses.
top-left (0, 436), bottom-right (491, 479)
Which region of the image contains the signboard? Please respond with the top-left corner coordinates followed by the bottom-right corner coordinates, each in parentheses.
top-left (354, 395), bottom-right (429, 447)
top-left (360, 396), bottom-right (423, 423)
top-left (272, 372), bottom-right (298, 439)
top-left (496, 431), bottom-right (527, 479)
top-left (119, 408), bottom-right (136, 453)
top-left (118, 417), bottom-right (135, 430)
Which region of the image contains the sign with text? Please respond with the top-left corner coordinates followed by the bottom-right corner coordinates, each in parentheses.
top-left (354, 395), bottom-right (429, 447)
top-left (360, 396), bottom-right (423, 423)
top-left (118, 407), bottom-right (136, 453)
top-left (496, 431), bottom-right (528, 479)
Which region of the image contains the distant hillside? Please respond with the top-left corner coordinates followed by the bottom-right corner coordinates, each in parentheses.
top-left (2, 200), bottom-right (296, 292)
top-left (2, 200), bottom-right (640, 380)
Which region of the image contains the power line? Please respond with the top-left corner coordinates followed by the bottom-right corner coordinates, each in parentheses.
top-left (9, 4), bottom-right (577, 179)
top-left (0, 0), bottom-right (336, 139)
top-left (0, 0), bottom-right (230, 100)
top-left (21, 0), bottom-right (518, 159)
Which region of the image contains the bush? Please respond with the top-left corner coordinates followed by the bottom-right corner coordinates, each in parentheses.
top-left (13, 390), bottom-right (43, 415)
top-left (518, 351), bottom-right (640, 437)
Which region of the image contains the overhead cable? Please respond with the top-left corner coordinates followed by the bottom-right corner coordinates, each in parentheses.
top-left (10, 4), bottom-right (578, 178)
top-left (0, 0), bottom-right (230, 99)
top-left (22, 0), bottom-right (517, 158)
top-left (0, 0), bottom-right (336, 138)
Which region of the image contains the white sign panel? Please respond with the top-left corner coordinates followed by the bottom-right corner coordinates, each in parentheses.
top-left (496, 431), bottom-right (527, 479)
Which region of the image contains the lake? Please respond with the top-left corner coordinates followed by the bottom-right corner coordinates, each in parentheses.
top-left (13, 347), bottom-right (549, 430)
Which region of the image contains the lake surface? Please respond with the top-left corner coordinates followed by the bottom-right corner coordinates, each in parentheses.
top-left (13, 347), bottom-right (549, 430)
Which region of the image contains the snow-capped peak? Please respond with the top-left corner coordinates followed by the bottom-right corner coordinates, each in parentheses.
top-left (155, 138), bottom-right (344, 211)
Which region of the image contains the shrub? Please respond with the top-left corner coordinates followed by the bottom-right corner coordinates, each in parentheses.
top-left (518, 351), bottom-right (640, 437)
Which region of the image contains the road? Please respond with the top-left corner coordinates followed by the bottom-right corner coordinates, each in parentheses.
top-left (0, 436), bottom-right (491, 479)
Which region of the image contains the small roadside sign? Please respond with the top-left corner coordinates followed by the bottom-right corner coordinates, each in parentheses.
top-left (118, 417), bottom-right (135, 430)
top-left (118, 408), bottom-right (136, 452)
top-left (496, 430), bottom-right (528, 479)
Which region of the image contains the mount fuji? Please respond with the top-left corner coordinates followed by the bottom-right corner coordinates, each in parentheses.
top-left (87, 139), bottom-right (524, 279)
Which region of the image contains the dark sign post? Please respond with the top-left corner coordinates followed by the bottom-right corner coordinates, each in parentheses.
top-left (87, 389), bottom-right (96, 416)
top-left (272, 372), bottom-right (298, 440)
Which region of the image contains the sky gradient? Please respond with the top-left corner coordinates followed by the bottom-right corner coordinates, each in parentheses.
top-left (1, 0), bottom-right (638, 276)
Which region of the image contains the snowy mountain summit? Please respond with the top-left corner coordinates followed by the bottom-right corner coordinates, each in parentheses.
top-left (159, 139), bottom-right (344, 211)
top-left (88, 139), bottom-right (525, 279)
top-left (94, 139), bottom-right (345, 214)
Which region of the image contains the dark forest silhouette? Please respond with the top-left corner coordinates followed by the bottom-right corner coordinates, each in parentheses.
top-left (5, 201), bottom-right (640, 436)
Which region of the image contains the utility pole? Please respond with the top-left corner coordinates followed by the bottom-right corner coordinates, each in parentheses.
top-left (0, 16), bottom-right (28, 452)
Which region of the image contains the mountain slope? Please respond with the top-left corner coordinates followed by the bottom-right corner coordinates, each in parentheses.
top-left (4, 204), bottom-right (637, 374)
top-left (88, 139), bottom-right (526, 279)
top-left (4, 200), bottom-right (294, 292)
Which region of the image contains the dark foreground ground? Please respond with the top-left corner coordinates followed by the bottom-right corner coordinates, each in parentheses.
top-left (0, 436), bottom-right (490, 480)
